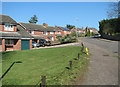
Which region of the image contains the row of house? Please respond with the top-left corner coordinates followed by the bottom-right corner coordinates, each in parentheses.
top-left (0, 15), bottom-right (98, 51)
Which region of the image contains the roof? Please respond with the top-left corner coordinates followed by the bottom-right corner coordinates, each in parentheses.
top-left (0, 31), bottom-right (21, 39)
top-left (45, 26), bottom-right (61, 32)
top-left (77, 28), bottom-right (83, 31)
top-left (88, 27), bottom-right (98, 31)
top-left (19, 22), bottom-right (45, 31)
top-left (58, 27), bottom-right (70, 31)
top-left (0, 25), bottom-right (33, 39)
top-left (17, 25), bottom-right (33, 38)
top-left (55, 34), bottom-right (62, 36)
top-left (32, 35), bottom-right (45, 39)
top-left (0, 15), bottom-right (17, 25)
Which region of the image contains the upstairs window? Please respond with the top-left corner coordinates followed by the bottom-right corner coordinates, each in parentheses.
top-left (4, 24), bottom-right (14, 31)
top-left (29, 30), bottom-right (34, 34)
top-left (43, 32), bottom-right (48, 35)
top-left (50, 32), bottom-right (54, 34)
top-left (64, 31), bottom-right (66, 33)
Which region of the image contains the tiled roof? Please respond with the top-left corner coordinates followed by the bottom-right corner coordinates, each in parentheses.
top-left (88, 27), bottom-right (98, 31)
top-left (0, 15), bottom-right (17, 25)
top-left (17, 25), bottom-right (33, 38)
top-left (32, 35), bottom-right (45, 39)
top-left (59, 27), bottom-right (70, 31)
top-left (0, 31), bottom-right (21, 39)
top-left (45, 26), bottom-right (61, 32)
top-left (19, 22), bottom-right (45, 31)
top-left (77, 28), bottom-right (83, 31)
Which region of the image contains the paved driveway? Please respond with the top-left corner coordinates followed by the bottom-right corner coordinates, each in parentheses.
top-left (76, 37), bottom-right (118, 85)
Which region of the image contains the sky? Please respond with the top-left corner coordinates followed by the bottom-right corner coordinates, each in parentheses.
top-left (2, 2), bottom-right (113, 30)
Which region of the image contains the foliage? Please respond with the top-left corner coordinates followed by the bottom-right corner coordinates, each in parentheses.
top-left (99, 18), bottom-right (120, 35)
top-left (86, 30), bottom-right (90, 36)
top-left (78, 33), bottom-right (85, 37)
top-left (66, 24), bottom-right (75, 30)
top-left (29, 15), bottom-right (38, 24)
top-left (70, 31), bottom-right (77, 37)
top-left (58, 33), bottom-right (78, 44)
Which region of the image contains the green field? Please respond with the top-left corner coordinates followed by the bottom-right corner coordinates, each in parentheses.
top-left (2, 46), bottom-right (88, 85)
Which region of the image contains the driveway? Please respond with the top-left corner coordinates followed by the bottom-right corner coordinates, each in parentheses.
top-left (76, 37), bottom-right (118, 85)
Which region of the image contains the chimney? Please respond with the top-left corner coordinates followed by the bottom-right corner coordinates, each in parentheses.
top-left (43, 23), bottom-right (48, 27)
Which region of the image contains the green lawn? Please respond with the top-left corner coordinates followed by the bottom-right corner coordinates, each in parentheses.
top-left (2, 46), bottom-right (88, 85)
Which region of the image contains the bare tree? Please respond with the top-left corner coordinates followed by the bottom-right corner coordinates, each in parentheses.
top-left (107, 1), bottom-right (120, 18)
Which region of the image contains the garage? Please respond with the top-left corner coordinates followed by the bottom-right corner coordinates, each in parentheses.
top-left (21, 40), bottom-right (30, 50)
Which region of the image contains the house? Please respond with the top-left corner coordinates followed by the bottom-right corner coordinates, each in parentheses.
top-left (0, 15), bottom-right (33, 51)
top-left (76, 28), bottom-right (84, 33)
top-left (42, 23), bottom-right (62, 41)
top-left (19, 22), bottom-right (45, 43)
top-left (85, 26), bottom-right (98, 34)
top-left (19, 23), bottom-right (61, 42)
top-left (56, 26), bottom-right (70, 36)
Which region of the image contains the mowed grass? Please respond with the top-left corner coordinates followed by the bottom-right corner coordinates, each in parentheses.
top-left (2, 46), bottom-right (88, 85)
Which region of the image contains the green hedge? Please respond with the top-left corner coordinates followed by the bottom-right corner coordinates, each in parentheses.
top-left (99, 18), bottom-right (120, 35)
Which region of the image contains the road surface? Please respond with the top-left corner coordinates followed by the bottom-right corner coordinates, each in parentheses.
top-left (76, 37), bottom-right (118, 85)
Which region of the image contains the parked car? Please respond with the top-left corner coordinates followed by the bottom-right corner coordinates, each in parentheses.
top-left (39, 39), bottom-right (46, 47)
top-left (32, 42), bottom-right (40, 48)
top-left (94, 34), bottom-right (101, 38)
top-left (45, 41), bottom-right (51, 46)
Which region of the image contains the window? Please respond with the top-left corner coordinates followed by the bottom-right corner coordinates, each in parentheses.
top-left (5, 39), bottom-right (15, 45)
top-left (4, 24), bottom-right (14, 31)
top-left (50, 32), bottom-right (54, 34)
top-left (43, 32), bottom-right (48, 35)
top-left (29, 30), bottom-right (34, 34)
top-left (58, 31), bottom-right (61, 34)
top-left (64, 31), bottom-right (66, 33)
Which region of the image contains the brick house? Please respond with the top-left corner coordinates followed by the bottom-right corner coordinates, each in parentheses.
top-left (56, 27), bottom-right (70, 36)
top-left (19, 22), bottom-right (45, 43)
top-left (0, 15), bottom-right (33, 51)
top-left (85, 26), bottom-right (98, 34)
top-left (42, 23), bottom-right (62, 41)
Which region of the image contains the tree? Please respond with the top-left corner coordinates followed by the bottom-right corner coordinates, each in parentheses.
top-left (107, 2), bottom-right (119, 18)
top-left (29, 15), bottom-right (38, 24)
top-left (66, 24), bottom-right (75, 30)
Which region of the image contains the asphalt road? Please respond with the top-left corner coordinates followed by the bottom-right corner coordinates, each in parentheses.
top-left (75, 37), bottom-right (119, 85)
top-left (79, 37), bottom-right (118, 53)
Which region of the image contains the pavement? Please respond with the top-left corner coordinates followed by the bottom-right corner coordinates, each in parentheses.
top-left (76, 37), bottom-right (118, 85)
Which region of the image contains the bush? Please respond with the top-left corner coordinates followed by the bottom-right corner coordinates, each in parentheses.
top-left (59, 34), bottom-right (77, 44)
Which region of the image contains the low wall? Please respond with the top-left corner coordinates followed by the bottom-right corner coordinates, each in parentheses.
top-left (102, 33), bottom-right (120, 41)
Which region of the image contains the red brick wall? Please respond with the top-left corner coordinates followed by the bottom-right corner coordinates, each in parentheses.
top-left (33, 31), bottom-right (43, 35)
top-left (0, 25), bottom-right (4, 31)
top-left (30, 39), bottom-right (32, 49)
top-left (2, 39), bottom-right (5, 51)
top-left (13, 39), bottom-right (21, 51)
top-left (0, 45), bottom-right (2, 51)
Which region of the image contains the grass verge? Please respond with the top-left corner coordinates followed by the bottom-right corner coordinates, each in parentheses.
top-left (2, 46), bottom-right (89, 85)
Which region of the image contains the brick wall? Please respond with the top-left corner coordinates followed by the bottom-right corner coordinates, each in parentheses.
top-left (0, 25), bottom-right (4, 31)
top-left (13, 39), bottom-right (21, 51)
top-left (2, 39), bottom-right (5, 51)
top-left (33, 31), bottom-right (43, 35)
top-left (30, 39), bottom-right (32, 49)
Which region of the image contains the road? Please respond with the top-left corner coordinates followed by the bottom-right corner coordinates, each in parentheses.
top-left (76, 37), bottom-right (119, 85)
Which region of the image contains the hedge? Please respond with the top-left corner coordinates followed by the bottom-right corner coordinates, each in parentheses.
top-left (99, 18), bottom-right (120, 35)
